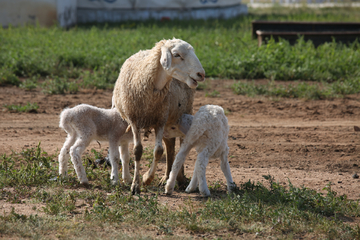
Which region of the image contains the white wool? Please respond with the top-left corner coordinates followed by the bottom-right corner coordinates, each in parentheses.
top-left (112, 38), bottom-right (205, 194)
top-left (164, 105), bottom-right (235, 197)
top-left (58, 104), bottom-right (132, 185)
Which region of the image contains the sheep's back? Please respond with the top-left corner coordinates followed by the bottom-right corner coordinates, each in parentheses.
top-left (113, 45), bottom-right (171, 129)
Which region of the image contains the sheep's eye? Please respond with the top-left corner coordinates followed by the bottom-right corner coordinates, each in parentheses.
top-left (171, 127), bottom-right (176, 130)
top-left (173, 53), bottom-right (181, 58)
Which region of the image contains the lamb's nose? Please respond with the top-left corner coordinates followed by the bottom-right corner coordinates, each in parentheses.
top-left (197, 72), bottom-right (205, 81)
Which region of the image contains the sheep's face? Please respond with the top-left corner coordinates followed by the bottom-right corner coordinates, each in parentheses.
top-left (160, 39), bottom-right (205, 89)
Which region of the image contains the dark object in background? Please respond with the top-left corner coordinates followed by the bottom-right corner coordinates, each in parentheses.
top-left (95, 153), bottom-right (112, 167)
top-left (252, 21), bottom-right (360, 47)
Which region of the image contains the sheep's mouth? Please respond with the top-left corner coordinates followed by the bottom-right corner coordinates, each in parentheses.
top-left (190, 77), bottom-right (198, 86)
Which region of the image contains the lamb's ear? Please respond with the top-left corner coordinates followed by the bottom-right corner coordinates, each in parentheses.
top-left (160, 46), bottom-right (172, 70)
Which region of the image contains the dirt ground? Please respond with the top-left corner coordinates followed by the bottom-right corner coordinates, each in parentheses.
top-left (1, 79), bottom-right (360, 217)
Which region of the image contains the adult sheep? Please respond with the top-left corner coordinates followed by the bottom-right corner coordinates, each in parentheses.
top-left (113, 38), bottom-right (205, 194)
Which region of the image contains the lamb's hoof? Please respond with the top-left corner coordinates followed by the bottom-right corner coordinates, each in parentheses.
top-left (164, 189), bottom-right (173, 195)
top-left (164, 184), bottom-right (174, 195)
top-left (80, 182), bottom-right (90, 188)
top-left (142, 171), bottom-right (154, 186)
top-left (111, 179), bottom-right (119, 186)
top-left (131, 182), bottom-right (141, 195)
top-left (200, 190), bottom-right (211, 197)
top-left (123, 177), bottom-right (132, 185)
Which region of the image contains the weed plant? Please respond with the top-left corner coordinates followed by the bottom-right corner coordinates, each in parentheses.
top-left (1, 144), bottom-right (360, 238)
top-left (1, 7), bottom-right (360, 95)
top-left (3, 102), bottom-right (39, 113)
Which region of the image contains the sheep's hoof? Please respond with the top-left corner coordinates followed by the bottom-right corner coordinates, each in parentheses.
top-left (158, 175), bottom-right (168, 186)
top-left (131, 182), bottom-right (140, 195)
top-left (142, 171), bottom-right (154, 186)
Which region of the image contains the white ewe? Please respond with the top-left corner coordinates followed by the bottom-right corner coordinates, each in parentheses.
top-left (58, 104), bottom-right (133, 185)
top-left (164, 105), bottom-right (236, 197)
top-left (113, 38), bottom-right (205, 194)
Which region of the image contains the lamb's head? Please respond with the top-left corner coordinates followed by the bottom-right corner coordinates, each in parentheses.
top-left (160, 39), bottom-right (205, 89)
top-left (164, 113), bottom-right (193, 139)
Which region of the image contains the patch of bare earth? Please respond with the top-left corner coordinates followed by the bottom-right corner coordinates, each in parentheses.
top-left (1, 79), bottom-right (360, 237)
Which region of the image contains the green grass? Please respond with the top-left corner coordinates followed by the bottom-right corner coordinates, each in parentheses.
top-left (232, 77), bottom-right (360, 100)
top-left (3, 102), bottom-right (39, 113)
top-left (1, 143), bottom-right (360, 238)
top-left (1, 7), bottom-right (360, 96)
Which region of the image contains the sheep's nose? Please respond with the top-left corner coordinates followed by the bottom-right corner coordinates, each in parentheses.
top-left (197, 72), bottom-right (205, 81)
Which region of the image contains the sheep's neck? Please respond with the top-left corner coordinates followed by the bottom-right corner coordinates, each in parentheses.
top-left (154, 67), bottom-right (172, 91)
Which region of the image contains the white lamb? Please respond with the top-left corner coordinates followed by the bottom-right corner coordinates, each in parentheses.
top-left (164, 105), bottom-right (236, 197)
top-left (113, 38), bottom-right (205, 194)
top-left (58, 104), bottom-right (133, 185)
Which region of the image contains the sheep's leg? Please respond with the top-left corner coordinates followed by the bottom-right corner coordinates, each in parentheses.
top-left (108, 141), bottom-right (120, 185)
top-left (185, 167), bottom-right (198, 193)
top-left (165, 145), bottom-right (191, 195)
top-left (69, 138), bottom-right (91, 185)
top-left (143, 126), bottom-right (164, 185)
top-left (195, 151), bottom-right (211, 197)
top-left (131, 125), bottom-right (142, 195)
top-left (159, 137), bottom-right (175, 185)
top-left (58, 133), bottom-right (76, 177)
top-left (120, 142), bottom-right (132, 185)
top-left (220, 147), bottom-right (235, 193)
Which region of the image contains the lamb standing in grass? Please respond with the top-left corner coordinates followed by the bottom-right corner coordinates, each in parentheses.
top-left (164, 105), bottom-right (236, 197)
top-left (113, 38), bottom-right (205, 194)
top-left (58, 104), bottom-right (133, 185)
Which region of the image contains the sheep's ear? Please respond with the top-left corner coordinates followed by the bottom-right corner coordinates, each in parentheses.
top-left (160, 46), bottom-right (172, 70)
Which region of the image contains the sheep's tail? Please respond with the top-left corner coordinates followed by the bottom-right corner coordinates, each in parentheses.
top-left (59, 108), bottom-right (73, 134)
top-left (125, 125), bottom-right (132, 133)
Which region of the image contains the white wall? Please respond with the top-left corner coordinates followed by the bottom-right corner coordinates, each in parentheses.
top-left (0, 0), bottom-right (76, 28)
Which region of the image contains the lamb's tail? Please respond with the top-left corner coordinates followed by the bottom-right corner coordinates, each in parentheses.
top-left (182, 127), bottom-right (206, 147)
top-left (59, 108), bottom-right (73, 134)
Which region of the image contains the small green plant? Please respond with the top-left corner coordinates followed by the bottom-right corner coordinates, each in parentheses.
top-left (197, 81), bottom-right (209, 91)
top-left (0, 68), bottom-right (20, 86)
top-left (42, 76), bottom-right (78, 94)
top-left (205, 90), bottom-right (220, 98)
top-left (4, 102), bottom-right (39, 113)
top-left (19, 76), bottom-right (39, 91)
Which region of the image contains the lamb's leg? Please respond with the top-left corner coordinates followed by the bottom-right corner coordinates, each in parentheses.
top-left (176, 138), bottom-right (187, 186)
top-left (195, 151), bottom-right (211, 197)
top-left (143, 126), bottom-right (164, 185)
top-left (165, 145), bottom-right (191, 195)
top-left (108, 141), bottom-right (120, 185)
top-left (220, 147), bottom-right (235, 193)
top-left (69, 138), bottom-right (91, 185)
top-left (120, 142), bottom-right (132, 185)
top-left (58, 133), bottom-right (76, 177)
top-left (131, 125), bottom-right (142, 195)
top-left (185, 167), bottom-right (198, 193)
